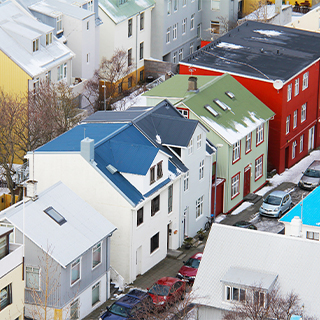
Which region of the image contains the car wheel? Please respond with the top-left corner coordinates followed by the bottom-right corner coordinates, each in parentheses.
top-left (278, 211), bottom-right (282, 218)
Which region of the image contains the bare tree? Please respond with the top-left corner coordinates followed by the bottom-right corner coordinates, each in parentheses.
top-left (82, 69), bottom-right (100, 112)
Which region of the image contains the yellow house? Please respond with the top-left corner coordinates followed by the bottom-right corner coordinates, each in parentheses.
top-left (0, 227), bottom-right (24, 320)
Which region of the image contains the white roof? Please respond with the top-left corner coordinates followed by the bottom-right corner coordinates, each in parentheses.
top-left (0, 0), bottom-right (74, 77)
top-left (193, 223), bottom-right (320, 316)
top-left (0, 181), bottom-right (116, 268)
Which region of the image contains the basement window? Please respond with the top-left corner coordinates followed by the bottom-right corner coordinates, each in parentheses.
top-left (44, 206), bottom-right (66, 225)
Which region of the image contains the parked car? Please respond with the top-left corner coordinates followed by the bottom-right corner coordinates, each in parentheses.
top-left (298, 160), bottom-right (320, 190)
top-left (233, 220), bottom-right (257, 230)
top-left (147, 277), bottom-right (186, 308)
top-left (177, 252), bottom-right (202, 283)
top-left (99, 289), bottom-right (153, 319)
top-left (259, 190), bottom-right (292, 218)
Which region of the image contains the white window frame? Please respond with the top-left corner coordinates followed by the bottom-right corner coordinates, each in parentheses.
top-left (46, 32), bottom-right (52, 46)
top-left (307, 231), bottom-right (319, 240)
top-left (302, 72), bottom-right (309, 90)
top-left (92, 282), bottom-right (100, 306)
top-left (63, 62), bottom-right (67, 79)
top-left (140, 12), bottom-right (144, 30)
top-left (197, 23), bottom-right (201, 38)
top-left (173, 51), bottom-right (177, 63)
top-left (287, 84), bottom-right (292, 101)
top-left (174, 0), bottom-right (178, 11)
top-left (190, 42), bottom-right (194, 54)
top-left (198, 0), bottom-right (202, 11)
top-left (231, 173), bottom-right (240, 199)
top-left (182, 18), bottom-right (187, 34)
top-left (245, 133), bottom-right (251, 153)
top-left (294, 78), bottom-right (299, 96)
top-left (71, 258), bottom-right (81, 286)
top-left (183, 0), bottom-right (186, 6)
top-left (256, 124), bottom-right (264, 145)
top-left (211, 0), bottom-right (220, 10)
top-left (33, 38), bottom-right (39, 52)
top-left (210, 20), bottom-right (220, 34)
top-left (292, 141), bottom-right (297, 159)
top-left (196, 195), bottom-right (203, 218)
top-left (188, 138), bottom-right (193, 155)
top-left (286, 115), bottom-right (290, 134)
top-left (197, 134), bottom-right (201, 149)
top-left (199, 159), bottom-right (204, 180)
top-left (301, 103), bottom-right (306, 123)
top-left (173, 23), bottom-right (177, 40)
top-left (232, 141), bottom-right (240, 163)
top-left (190, 14), bottom-right (195, 30)
top-left (167, 0), bottom-right (172, 15)
top-left (70, 299), bottom-right (80, 319)
top-left (57, 64), bottom-right (63, 81)
top-left (179, 48), bottom-right (183, 61)
top-left (300, 135), bottom-right (304, 153)
top-left (168, 184), bottom-right (173, 213)
top-left (255, 155), bottom-right (263, 180)
top-left (184, 172), bottom-right (189, 191)
top-left (166, 27), bottom-right (170, 43)
top-left (293, 110), bottom-right (297, 129)
top-left (225, 285), bottom-right (246, 302)
top-left (87, 0), bottom-right (93, 11)
top-left (26, 266), bottom-right (40, 290)
top-left (92, 242), bottom-right (102, 269)
top-left (57, 15), bottom-right (63, 32)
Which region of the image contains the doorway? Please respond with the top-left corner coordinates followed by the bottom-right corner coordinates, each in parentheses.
top-left (308, 126), bottom-right (315, 152)
top-left (183, 207), bottom-right (188, 238)
top-left (243, 165), bottom-right (251, 197)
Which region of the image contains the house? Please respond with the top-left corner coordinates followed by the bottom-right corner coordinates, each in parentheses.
top-left (99, 0), bottom-right (155, 86)
top-left (143, 74), bottom-right (274, 214)
top-left (0, 227), bottom-right (24, 320)
top-left (0, 0), bottom-right (75, 96)
top-left (180, 20), bottom-right (320, 174)
top-left (286, 5), bottom-right (320, 32)
top-left (280, 185), bottom-right (320, 239)
top-left (192, 223), bottom-right (319, 319)
top-left (0, 181), bottom-right (116, 320)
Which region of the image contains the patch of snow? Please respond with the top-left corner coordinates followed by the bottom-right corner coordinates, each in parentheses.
top-left (216, 42), bottom-right (243, 50)
top-left (231, 201), bottom-right (253, 215)
top-left (254, 29), bottom-right (282, 37)
top-left (168, 171), bottom-right (176, 180)
top-left (215, 214), bottom-right (226, 223)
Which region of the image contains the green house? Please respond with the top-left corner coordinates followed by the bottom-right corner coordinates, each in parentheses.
top-left (143, 74), bottom-right (275, 214)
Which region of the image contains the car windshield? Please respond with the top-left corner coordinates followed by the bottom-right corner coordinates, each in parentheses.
top-left (264, 195), bottom-right (282, 205)
top-left (109, 303), bottom-right (131, 317)
top-left (184, 258), bottom-right (200, 269)
top-left (148, 283), bottom-right (170, 296)
top-left (304, 168), bottom-right (320, 178)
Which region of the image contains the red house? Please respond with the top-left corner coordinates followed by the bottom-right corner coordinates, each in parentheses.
top-left (180, 21), bottom-right (320, 174)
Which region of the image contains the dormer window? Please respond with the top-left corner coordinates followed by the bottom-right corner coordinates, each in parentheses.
top-left (0, 234), bottom-right (8, 259)
top-left (157, 161), bottom-right (163, 179)
top-left (33, 38), bottom-right (39, 52)
top-left (87, 0), bottom-right (93, 11)
top-left (46, 32), bottom-right (52, 46)
top-left (57, 15), bottom-right (63, 33)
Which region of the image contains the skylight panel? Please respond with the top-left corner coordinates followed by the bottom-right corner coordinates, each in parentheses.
top-left (213, 99), bottom-right (231, 111)
top-left (225, 91), bottom-right (235, 99)
top-left (204, 104), bottom-right (219, 117)
top-left (44, 206), bottom-right (66, 226)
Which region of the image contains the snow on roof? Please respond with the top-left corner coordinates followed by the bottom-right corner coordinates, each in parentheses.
top-left (254, 29), bottom-right (282, 37)
top-left (216, 42), bottom-right (244, 50)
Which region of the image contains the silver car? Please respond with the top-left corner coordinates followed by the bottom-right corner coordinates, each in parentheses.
top-left (298, 160), bottom-right (320, 190)
top-left (259, 191), bottom-right (292, 218)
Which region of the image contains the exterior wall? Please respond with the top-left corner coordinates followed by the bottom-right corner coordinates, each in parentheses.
top-left (286, 6), bottom-right (320, 32)
top-left (196, 305), bottom-right (224, 320)
top-left (0, 50), bottom-right (31, 96)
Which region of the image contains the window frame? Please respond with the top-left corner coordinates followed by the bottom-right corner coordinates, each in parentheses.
top-left (184, 172), bottom-right (189, 191)
top-left (166, 27), bottom-right (171, 43)
top-left (306, 231), bottom-right (319, 241)
top-left (150, 166), bottom-right (155, 184)
top-left (168, 185), bottom-right (173, 213)
top-left (292, 141), bottom-right (297, 159)
top-left (231, 172), bottom-right (240, 199)
top-left (300, 135), bottom-right (304, 153)
top-left (189, 42), bottom-right (194, 54)
top-left (182, 18), bottom-right (187, 34)
top-left (46, 32), bottom-right (52, 46)
top-left (196, 195), bottom-right (204, 218)
top-left (173, 23), bottom-right (177, 40)
top-left (137, 207), bottom-right (144, 226)
top-left (302, 71), bottom-right (309, 90)
top-left (197, 134), bottom-right (202, 149)
top-left (190, 14), bottom-right (195, 30)
top-left (70, 298), bottom-right (80, 320)
top-left (157, 161), bottom-right (163, 180)
top-left (199, 159), bottom-right (204, 180)
top-left (198, 0), bottom-right (202, 11)
top-left (92, 242), bottom-right (102, 269)
top-left (128, 18), bottom-right (132, 37)
top-left (139, 42), bottom-right (144, 60)
top-left (245, 133), bottom-right (252, 154)
top-left (57, 15), bottom-right (63, 32)
top-left (210, 20), bottom-right (220, 34)
top-left (33, 38), bottom-right (39, 52)
top-left (293, 110), bottom-right (297, 129)
top-left (232, 141), bottom-right (241, 164)
top-left (140, 12), bottom-right (144, 30)
top-left (294, 78), bottom-right (299, 96)
top-left (0, 284), bottom-right (12, 311)
top-left (151, 195), bottom-right (160, 216)
top-left (92, 281), bottom-right (100, 306)
top-left (174, 0), bottom-right (178, 11)
top-left (128, 48), bottom-right (132, 66)
top-left (255, 155), bottom-right (263, 181)
top-left (150, 232), bottom-right (159, 254)
top-left (211, 0), bottom-right (220, 10)
top-left (188, 138), bottom-right (193, 155)
top-left (197, 23), bottom-right (201, 38)
top-left (287, 83), bottom-right (292, 102)
top-left (178, 48), bottom-right (183, 61)
top-left (301, 103), bottom-right (307, 123)
top-left (167, 0), bottom-right (172, 15)
top-left (256, 124), bottom-right (264, 146)
top-left (26, 266), bottom-right (40, 290)
top-left (286, 115), bottom-right (290, 134)
top-left (71, 258), bottom-right (81, 286)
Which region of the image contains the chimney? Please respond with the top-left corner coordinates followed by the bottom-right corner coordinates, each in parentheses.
top-left (26, 180), bottom-right (38, 200)
top-left (187, 76), bottom-right (198, 91)
top-left (81, 137), bottom-right (94, 162)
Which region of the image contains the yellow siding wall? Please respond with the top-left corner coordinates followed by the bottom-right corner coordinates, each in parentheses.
top-left (268, 0), bottom-right (320, 5)
top-left (0, 263), bottom-right (24, 320)
top-left (0, 194), bottom-right (19, 211)
top-left (0, 50), bottom-right (31, 96)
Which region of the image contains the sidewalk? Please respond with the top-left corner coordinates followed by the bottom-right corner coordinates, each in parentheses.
top-left (83, 238), bottom-right (206, 320)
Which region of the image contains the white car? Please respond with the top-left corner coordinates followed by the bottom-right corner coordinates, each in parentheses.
top-left (259, 191), bottom-right (292, 218)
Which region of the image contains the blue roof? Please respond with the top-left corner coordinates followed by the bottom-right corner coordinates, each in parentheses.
top-left (144, 177), bottom-right (171, 198)
top-left (280, 186), bottom-right (320, 226)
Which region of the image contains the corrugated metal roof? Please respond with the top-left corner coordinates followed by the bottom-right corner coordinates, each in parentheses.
top-left (84, 109), bottom-right (147, 123)
top-left (1, 182), bottom-right (116, 267)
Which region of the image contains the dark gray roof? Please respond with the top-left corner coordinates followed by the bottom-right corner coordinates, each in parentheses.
top-left (84, 109), bottom-right (146, 123)
top-left (182, 21), bottom-right (320, 82)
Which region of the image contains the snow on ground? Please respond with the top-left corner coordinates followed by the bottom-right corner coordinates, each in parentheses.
top-left (230, 201), bottom-right (253, 215)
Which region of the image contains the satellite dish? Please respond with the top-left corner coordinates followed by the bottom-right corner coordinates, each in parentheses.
top-left (273, 79), bottom-right (284, 90)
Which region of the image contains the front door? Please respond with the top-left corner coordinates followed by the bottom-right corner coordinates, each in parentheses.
top-left (308, 126), bottom-right (315, 152)
top-left (243, 166), bottom-right (251, 197)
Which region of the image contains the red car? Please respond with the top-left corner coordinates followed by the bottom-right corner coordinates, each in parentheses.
top-left (176, 252), bottom-right (202, 283)
top-left (147, 277), bottom-right (186, 308)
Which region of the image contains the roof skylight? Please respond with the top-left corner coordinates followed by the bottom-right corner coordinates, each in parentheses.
top-left (225, 91), bottom-right (235, 99)
top-left (44, 206), bottom-right (66, 226)
top-left (213, 99), bottom-right (231, 111)
top-left (204, 104), bottom-right (219, 117)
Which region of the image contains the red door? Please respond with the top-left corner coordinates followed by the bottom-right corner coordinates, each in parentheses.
top-left (243, 166), bottom-right (251, 197)
top-left (212, 178), bottom-right (225, 216)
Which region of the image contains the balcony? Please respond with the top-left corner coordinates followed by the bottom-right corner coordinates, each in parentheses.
top-left (0, 243), bottom-right (23, 278)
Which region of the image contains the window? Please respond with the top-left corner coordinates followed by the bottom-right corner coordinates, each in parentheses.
top-left (87, 21), bottom-right (89, 30)
top-left (256, 124), bottom-right (264, 146)
top-left (92, 242), bottom-right (101, 269)
top-left (184, 172), bottom-right (189, 191)
top-left (151, 195), bottom-right (160, 216)
top-left (45, 70), bottom-right (51, 83)
top-left (168, 185), bottom-right (173, 213)
top-left (167, 0), bottom-right (171, 15)
top-left (0, 235), bottom-right (7, 260)
top-left (254, 291), bottom-right (266, 307)
top-left (70, 299), bottom-right (80, 319)
top-left (0, 223), bottom-right (14, 243)
top-left (225, 285), bottom-right (246, 302)
top-left (211, 0), bottom-right (220, 10)
top-left (286, 115), bottom-right (290, 134)
top-left (300, 135), bottom-right (304, 153)
top-left (245, 133), bottom-right (251, 153)
top-left (33, 78), bottom-right (39, 94)
top-left (33, 38), bottom-right (39, 52)
top-left (57, 15), bottom-right (62, 32)
top-left (71, 258), bottom-right (81, 285)
top-left (157, 161), bottom-right (163, 179)
top-left (128, 18), bottom-right (132, 37)
top-left (183, 0), bottom-right (186, 6)
top-left (232, 141), bottom-right (240, 163)
top-left (182, 18), bottom-right (187, 34)
top-left (294, 78), bottom-right (299, 96)
top-left (174, 0), bottom-right (178, 11)
top-left (26, 266), bottom-right (40, 290)
top-left (46, 32), bottom-right (52, 45)
top-left (190, 14), bottom-right (195, 29)
top-left (150, 232), bottom-right (159, 253)
top-left (63, 62), bottom-right (67, 78)
top-left (302, 72), bottom-right (309, 90)
top-left (119, 0), bottom-right (128, 4)
top-left (255, 155), bottom-right (263, 180)
top-left (179, 109), bottom-right (189, 118)
top-left (179, 48), bottom-right (183, 61)
top-left (44, 206), bottom-right (66, 225)
top-left (196, 196), bottom-right (203, 218)
top-left (199, 160), bottom-right (204, 180)
top-left (197, 23), bottom-right (201, 38)
top-left (118, 82), bottom-right (122, 94)
top-left (0, 284), bottom-right (12, 311)
top-left (150, 166), bottom-right (155, 184)
top-left (306, 231), bottom-right (319, 240)
top-left (198, 0), bottom-right (202, 10)
top-left (210, 20), bottom-right (220, 34)
top-left (87, 0), bottom-right (93, 11)
top-left (173, 51), bottom-right (177, 63)
top-left (128, 48), bottom-right (132, 66)
top-left (137, 207), bottom-right (143, 226)
top-left (166, 27), bottom-right (170, 43)
top-left (292, 141), bottom-right (297, 159)
top-left (173, 23), bottom-right (177, 40)
top-left (231, 173), bottom-right (240, 199)
top-left (197, 134), bottom-right (202, 149)
top-left (301, 103), bottom-right (306, 122)
top-left (128, 76), bottom-right (132, 89)
top-left (293, 110), bottom-right (297, 129)
top-left (87, 53), bottom-right (90, 63)
top-left (287, 84), bottom-right (292, 101)
top-left (188, 138), bottom-right (193, 154)
top-left (140, 12), bottom-right (144, 30)
top-left (57, 65), bottom-right (63, 81)
top-left (92, 282), bottom-right (100, 306)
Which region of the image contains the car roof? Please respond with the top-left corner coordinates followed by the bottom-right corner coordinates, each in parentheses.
top-left (308, 160), bottom-right (320, 170)
top-left (191, 252), bottom-right (203, 260)
top-left (156, 277), bottom-right (181, 286)
top-left (268, 190), bottom-right (288, 197)
top-left (127, 289), bottom-right (149, 300)
top-left (115, 294), bottom-right (143, 308)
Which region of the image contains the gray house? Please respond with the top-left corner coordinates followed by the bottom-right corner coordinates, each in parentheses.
top-left (0, 181), bottom-right (116, 320)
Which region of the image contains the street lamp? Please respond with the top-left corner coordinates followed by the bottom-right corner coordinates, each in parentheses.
top-left (102, 80), bottom-right (106, 111)
top-left (213, 143), bottom-right (223, 223)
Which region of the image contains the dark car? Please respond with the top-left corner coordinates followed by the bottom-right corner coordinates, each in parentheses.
top-left (147, 277), bottom-right (186, 308)
top-left (298, 160), bottom-right (320, 190)
top-left (177, 252), bottom-right (202, 283)
top-left (99, 289), bottom-right (153, 320)
top-left (233, 220), bottom-right (257, 230)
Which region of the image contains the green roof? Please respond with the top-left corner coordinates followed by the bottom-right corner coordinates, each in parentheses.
top-left (182, 73), bottom-right (275, 145)
top-left (99, 0), bottom-right (155, 24)
top-left (143, 75), bottom-right (216, 99)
